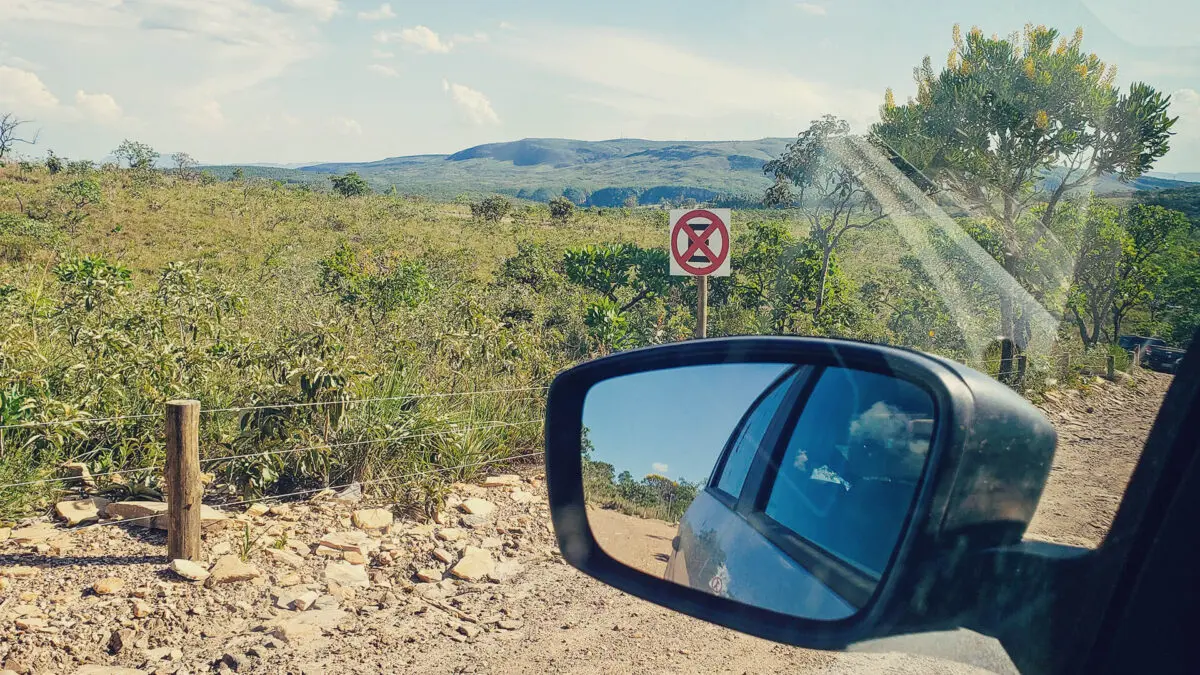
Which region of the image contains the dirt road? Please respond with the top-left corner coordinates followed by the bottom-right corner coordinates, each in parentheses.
top-left (587, 506), bottom-right (676, 577)
top-left (0, 371), bottom-right (1174, 674)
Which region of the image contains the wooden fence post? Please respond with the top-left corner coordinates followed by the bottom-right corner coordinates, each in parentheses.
top-left (166, 399), bottom-right (201, 561)
top-left (1106, 355), bottom-right (1116, 381)
top-left (1017, 354), bottom-right (1027, 384)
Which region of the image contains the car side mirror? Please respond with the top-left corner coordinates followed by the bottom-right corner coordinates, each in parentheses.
top-left (543, 337), bottom-right (1057, 650)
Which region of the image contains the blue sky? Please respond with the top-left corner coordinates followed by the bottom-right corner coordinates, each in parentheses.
top-left (1, 1), bottom-right (1197, 170)
top-left (582, 363), bottom-right (792, 485)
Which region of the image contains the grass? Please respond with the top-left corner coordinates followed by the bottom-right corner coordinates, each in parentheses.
top-left (0, 163), bottom-right (1161, 521)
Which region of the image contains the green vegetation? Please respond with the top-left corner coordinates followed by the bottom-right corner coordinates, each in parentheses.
top-left (582, 431), bottom-right (698, 522)
top-left (1, 21), bottom-right (1197, 524)
top-left (330, 172), bottom-right (371, 198)
top-left (874, 24), bottom-right (1177, 375)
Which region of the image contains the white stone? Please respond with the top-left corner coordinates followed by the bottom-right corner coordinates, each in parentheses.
top-left (169, 559), bottom-right (210, 582)
top-left (449, 546), bottom-right (494, 582)
top-left (351, 508), bottom-right (393, 531)
top-left (481, 474), bottom-right (522, 487)
top-left (459, 498), bottom-right (495, 516)
top-left (206, 555), bottom-right (260, 586)
top-left (323, 561), bottom-right (370, 588)
top-left (54, 497), bottom-right (110, 526)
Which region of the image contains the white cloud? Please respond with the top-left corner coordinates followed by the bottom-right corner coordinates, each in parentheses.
top-left (796, 2), bottom-right (827, 16)
top-left (453, 31), bottom-right (489, 45)
top-left (651, 462), bottom-right (669, 474)
top-left (330, 116), bottom-right (363, 135)
top-left (498, 21), bottom-right (515, 30)
top-left (367, 63), bottom-right (399, 78)
top-left (74, 90), bottom-right (122, 123)
top-left (377, 25), bottom-right (453, 53)
top-left (131, 1), bottom-right (318, 125)
top-left (0, 65), bottom-right (60, 110)
top-left (371, 48), bottom-right (394, 59)
top-left (357, 3), bottom-right (394, 21)
top-left (279, 0), bottom-right (340, 22)
top-left (184, 100), bottom-right (225, 129)
top-left (442, 79), bottom-right (500, 125)
top-left (1160, 88), bottom-right (1200, 172)
top-left (504, 25), bottom-right (878, 133)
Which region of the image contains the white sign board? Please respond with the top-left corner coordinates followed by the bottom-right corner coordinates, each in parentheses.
top-left (668, 208), bottom-right (731, 277)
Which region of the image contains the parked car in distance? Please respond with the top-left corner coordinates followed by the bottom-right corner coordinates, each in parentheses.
top-left (1142, 344), bottom-right (1185, 373)
top-left (1117, 335), bottom-right (1166, 354)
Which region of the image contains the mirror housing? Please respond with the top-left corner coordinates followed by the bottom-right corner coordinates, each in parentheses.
top-left (543, 337), bottom-right (1056, 649)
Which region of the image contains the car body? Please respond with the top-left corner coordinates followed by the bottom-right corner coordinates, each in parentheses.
top-left (664, 363), bottom-right (935, 617)
top-left (1142, 344), bottom-right (1185, 373)
top-left (1117, 335), bottom-right (1166, 354)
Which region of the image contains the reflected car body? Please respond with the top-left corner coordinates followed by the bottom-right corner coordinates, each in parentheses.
top-left (664, 364), bottom-right (934, 617)
top-left (664, 488), bottom-right (857, 619)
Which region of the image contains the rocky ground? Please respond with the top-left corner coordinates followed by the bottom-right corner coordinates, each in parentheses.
top-left (0, 370), bottom-right (1176, 674)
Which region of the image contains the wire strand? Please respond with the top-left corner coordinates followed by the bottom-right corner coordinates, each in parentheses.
top-left (0, 420), bottom-right (542, 490)
top-left (0, 386), bottom-right (549, 431)
top-left (0, 412), bottom-right (159, 432)
top-left (74, 451), bottom-right (543, 531)
top-left (1, 464), bottom-right (164, 489)
top-left (200, 419), bottom-right (541, 465)
top-left (200, 386), bottom-right (549, 415)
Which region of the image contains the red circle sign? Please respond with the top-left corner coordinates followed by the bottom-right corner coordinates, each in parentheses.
top-left (670, 209), bottom-right (730, 276)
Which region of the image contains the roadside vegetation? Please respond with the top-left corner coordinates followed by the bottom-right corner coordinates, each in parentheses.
top-left (1, 23), bottom-right (1197, 523)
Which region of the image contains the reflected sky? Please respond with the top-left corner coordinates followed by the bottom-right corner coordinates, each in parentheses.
top-left (582, 363), bottom-right (792, 484)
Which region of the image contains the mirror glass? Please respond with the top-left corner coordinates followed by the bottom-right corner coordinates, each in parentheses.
top-left (581, 362), bottom-right (936, 620)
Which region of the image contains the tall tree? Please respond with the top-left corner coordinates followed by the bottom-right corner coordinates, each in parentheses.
top-left (764, 115), bottom-right (887, 319)
top-left (872, 25), bottom-right (1175, 363)
top-left (112, 139), bottom-right (159, 170)
top-left (1066, 200), bottom-right (1126, 347)
top-left (1110, 204), bottom-right (1190, 339)
top-left (0, 113), bottom-right (39, 160)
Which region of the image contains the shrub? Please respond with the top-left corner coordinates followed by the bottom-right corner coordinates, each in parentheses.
top-left (330, 172), bottom-right (370, 198)
top-left (549, 196), bottom-right (575, 224)
top-left (470, 195), bottom-right (511, 223)
top-left (45, 151), bottom-right (64, 175)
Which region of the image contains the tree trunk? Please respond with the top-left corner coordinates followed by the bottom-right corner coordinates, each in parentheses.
top-left (815, 246), bottom-right (832, 319)
top-left (998, 295), bottom-right (1018, 382)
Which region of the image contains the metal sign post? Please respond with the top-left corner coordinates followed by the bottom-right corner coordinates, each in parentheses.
top-left (668, 208), bottom-right (731, 340)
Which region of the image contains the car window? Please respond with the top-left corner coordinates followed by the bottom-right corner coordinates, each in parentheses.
top-left (763, 367), bottom-right (935, 577)
top-left (714, 370), bottom-right (799, 499)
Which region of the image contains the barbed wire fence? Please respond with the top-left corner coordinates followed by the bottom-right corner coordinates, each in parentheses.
top-left (0, 386), bottom-right (550, 556)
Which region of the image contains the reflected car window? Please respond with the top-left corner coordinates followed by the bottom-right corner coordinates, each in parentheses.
top-left (764, 367), bottom-right (934, 577)
top-left (715, 370), bottom-right (799, 499)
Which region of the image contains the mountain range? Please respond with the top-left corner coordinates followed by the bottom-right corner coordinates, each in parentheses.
top-left (205, 137), bottom-right (1197, 207)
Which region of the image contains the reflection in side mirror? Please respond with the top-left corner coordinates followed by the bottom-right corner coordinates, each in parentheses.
top-left (580, 362), bottom-right (936, 621)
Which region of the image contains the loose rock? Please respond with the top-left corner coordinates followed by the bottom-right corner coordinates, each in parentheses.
top-left (264, 547), bottom-right (305, 568)
top-left (351, 508), bottom-right (393, 532)
top-left (169, 558), bottom-right (210, 582)
top-left (206, 555), bottom-right (261, 587)
top-left (54, 497), bottom-right (110, 526)
top-left (2, 565), bottom-right (40, 578)
top-left (449, 546), bottom-right (494, 582)
top-left (481, 475), bottom-right (522, 488)
top-left (459, 498), bottom-right (495, 517)
top-left (93, 577), bottom-right (125, 595)
top-left (324, 561), bottom-right (370, 588)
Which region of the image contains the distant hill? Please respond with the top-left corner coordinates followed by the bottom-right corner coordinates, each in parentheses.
top-left (288, 138), bottom-right (792, 206)
top-left (202, 137), bottom-right (1196, 207)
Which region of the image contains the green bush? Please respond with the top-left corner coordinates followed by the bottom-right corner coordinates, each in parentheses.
top-left (470, 195), bottom-right (511, 223)
top-left (330, 172), bottom-right (371, 198)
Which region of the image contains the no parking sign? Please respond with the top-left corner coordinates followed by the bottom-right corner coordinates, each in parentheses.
top-left (668, 209), bottom-right (731, 277)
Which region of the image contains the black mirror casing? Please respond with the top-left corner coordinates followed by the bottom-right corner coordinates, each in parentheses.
top-left (543, 337), bottom-right (1057, 649)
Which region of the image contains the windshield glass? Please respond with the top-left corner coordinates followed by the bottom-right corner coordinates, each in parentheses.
top-left (0, 1), bottom-right (1195, 673)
